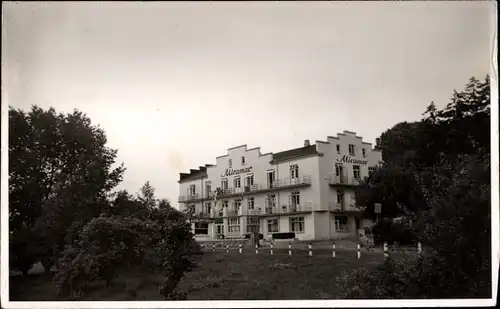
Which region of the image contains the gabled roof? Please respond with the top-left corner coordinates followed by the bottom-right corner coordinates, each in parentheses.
top-left (178, 164), bottom-right (214, 183)
top-left (271, 145), bottom-right (319, 164)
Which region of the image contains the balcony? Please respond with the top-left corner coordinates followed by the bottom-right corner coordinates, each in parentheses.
top-left (327, 174), bottom-right (362, 187)
top-left (329, 202), bottom-right (362, 213)
top-left (245, 176), bottom-right (312, 194)
top-left (178, 193), bottom-right (203, 203)
top-left (262, 202), bottom-right (314, 216)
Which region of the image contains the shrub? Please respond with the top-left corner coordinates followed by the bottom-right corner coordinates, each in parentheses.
top-left (244, 233), bottom-right (263, 240)
top-left (271, 232), bottom-right (295, 239)
top-left (371, 218), bottom-right (416, 245)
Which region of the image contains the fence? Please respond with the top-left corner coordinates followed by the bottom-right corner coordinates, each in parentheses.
top-left (199, 241), bottom-right (424, 259)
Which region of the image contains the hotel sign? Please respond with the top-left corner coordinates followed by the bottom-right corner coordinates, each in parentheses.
top-left (221, 167), bottom-right (253, 177)
top-left (336, 155), bottom-right (368, 165)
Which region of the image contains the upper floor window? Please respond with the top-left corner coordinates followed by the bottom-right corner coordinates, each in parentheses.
top-left (353, 165), bottom-right (361, 180)
top-left (241, 156), bottom-right (246, 165)
top-left (222, 200), bottom-right (228, 208)
top-left (349, 144), bottom-right (355, 156)
top-left (221, 179), bottom-right (228, 190)
top-left (362, 148), bottom-right (366, 157)
top-left (247, 197), bottom-right (255, 210)
top-left (336, 144), bottom-right (340, 153)
top-left (189, 184), bottom-right (196, 196)
top-left (228, 158), bottom-right (232, 168)
top-left (290, 164), bottom-right (299, 179)
top-left (245, 174), bottom-right (254, 187)
top-left (368, 167), bottom-right (376, 177)
top-left (234, 177), bottom-right (241, 188)
top-left (291, 192), bottom-right (300, 206)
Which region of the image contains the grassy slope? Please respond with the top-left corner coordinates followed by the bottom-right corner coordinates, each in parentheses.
top-left (10, 249), bottom-right (393, 301)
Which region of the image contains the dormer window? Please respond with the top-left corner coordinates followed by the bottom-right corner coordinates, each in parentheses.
top-left (241, 156), bottom-right (246, 165)
top-left (336, 144), bottom-right (340, 153)
top-left (362, 148), bottom-right (366, 157)
top-left (349, 144), bottom-right (355, 156)
top-left (228, 158), bottom-right (232, 168)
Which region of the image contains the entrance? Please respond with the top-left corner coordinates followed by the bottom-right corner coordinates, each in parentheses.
top-left (215, 224), bottom-right (224, 239)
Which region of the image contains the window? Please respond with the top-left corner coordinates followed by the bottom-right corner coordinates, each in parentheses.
top-left (266, 194), bottom-right (276, 208)
top-left (267, 219), bottom-right (279, 233)
top-left (241, 156), bottom-right (246, 165)
top-left (335, 163), bottom-right (343, 176)
top-left (214, 218), bottom-right (223, 224)
top-left (349, 144), bottom-right (355, 156)
top-left (247, 217), bottom-right (259, 233)
top-left (204, 202), bottom-right (212, 215)
top-left (353, 165), bottom-right (361, 180)
top-left (194, 223), bottom-right (209, 235)
top-left (228, 218), bottom-right (240, 233)
top-left (228, 158), bottom-right (232, 168)
top-left (337, 191), bottom-right (344, 204)
top-left (336, 144), bottom-right (340, 153)
top-left (290, 217), bottom-right (305, 233)
top-left (291, 192), bottom-right (300, 206)
top-left (222, 200), bottom-right (228, 208)
top-left (362, 148), bottom-right (366, 157)
top-left (221, 179), bottom-right (228, 190)
top-left (290, 164), bottom-right (299, 179)
top-left (247, 197), bottom-right (255, 210)
top-left (244, 174), bottom-right (254, 187)
top-left (368, 167), bottom-right (376, 177)
top-left (189, 184), bottom-right (196, 196)
top-left (234, 177), bottom-right (241, 188)
top-left (335, 216), bottom-right (348, 232)
top-left (234, 199), bottom-right (242, 212)
top-left (205, 182), bottom-right (211, 197)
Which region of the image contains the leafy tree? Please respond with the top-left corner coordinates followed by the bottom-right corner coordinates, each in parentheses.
top-left (8, 105), bottom-right (125, 273)
top-left (338, 75), bottom-right (491, 298)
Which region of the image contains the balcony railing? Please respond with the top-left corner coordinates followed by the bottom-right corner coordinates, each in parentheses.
top-left (327, 174), bottom-right (362, 186)
top-left (329, 202), bottom-right (361, 212)
top-left (244, 176), bottom-right (312, 193)
top-left (263, 202), bottom-right (314, 215)
top-left (178, 193), bottom-right (201, 202)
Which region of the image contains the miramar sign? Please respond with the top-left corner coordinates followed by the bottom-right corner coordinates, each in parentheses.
top-left (221, 167), bottom-right (253, 177)
top-left (336, 155), bottom-right (368, 165)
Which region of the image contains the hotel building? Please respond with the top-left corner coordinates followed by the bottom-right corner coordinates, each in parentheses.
top-left (178, 131), bottom-right (383, 241)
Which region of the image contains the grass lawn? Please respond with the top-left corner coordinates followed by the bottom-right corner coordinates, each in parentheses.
top-left (10, 248), bottom-right (394, 301)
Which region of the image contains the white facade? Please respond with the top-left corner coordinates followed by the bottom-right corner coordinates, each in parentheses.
top-left (178, 130), bottom-right (383, 241)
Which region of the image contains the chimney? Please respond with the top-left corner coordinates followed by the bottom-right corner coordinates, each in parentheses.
top-left (304, 139), bottom-right (310, 147)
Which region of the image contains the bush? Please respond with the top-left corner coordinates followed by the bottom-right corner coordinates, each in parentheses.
top-left (244, 233), bottom-right (263, 240)
top-left (271, 232), bottom-right (295, 239)
top-left (371, 219), bottom-right (416, 245)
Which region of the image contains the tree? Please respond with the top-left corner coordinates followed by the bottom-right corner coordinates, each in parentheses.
top-left (8, 105), bottom-right (125, 273)
top-left (337, 75), bottom-right (492, 298)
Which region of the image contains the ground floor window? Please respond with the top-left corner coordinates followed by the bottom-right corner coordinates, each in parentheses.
top-left (228, 218), bottom-right (240, 233)
top-left (335, 215), bottom-right (349, 232)
top-left (290, 217), bottom-right (304, 233)
top-left (247, 217), bottom-right (259, 233)
top-left (194, 222), bottom-right (209, 235)
top-left (267, 218), bottom-right (279, 233)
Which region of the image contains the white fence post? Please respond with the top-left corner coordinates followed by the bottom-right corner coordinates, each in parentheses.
top-left (384, 242), bottom-right (389, 260)
top-left (308, 243), bottom-right (312, 256)
top-left (418, 242), bottom-right (422, 256)
top-left (226, 244), bottom-right (229, 253)
top-left (357, 244), bottom-right (361, 259)
top-left (212, 244), bottom-right (215, 252)
top-left (332, 243), bottom-right (336, 258)
top-left (239, 243), bottom-right (242, 254)
top-left (288, 243), bottom-right (292, 256)
top-left (270, 243), bottom-right (274, 255)
top-left (255, 244), bottom-right (259, 255)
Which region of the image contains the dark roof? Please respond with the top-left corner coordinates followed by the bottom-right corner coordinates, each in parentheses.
top-left (178, 165), bottom-right (213, 183)
top-left (271, 145), bottom-right (319, 163)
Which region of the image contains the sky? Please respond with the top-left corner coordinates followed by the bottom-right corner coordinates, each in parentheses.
top-left (2, 1), bottom-right (496, 205)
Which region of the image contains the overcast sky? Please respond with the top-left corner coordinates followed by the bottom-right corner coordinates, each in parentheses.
top-left (2, 1), bottom-right (495, 205)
